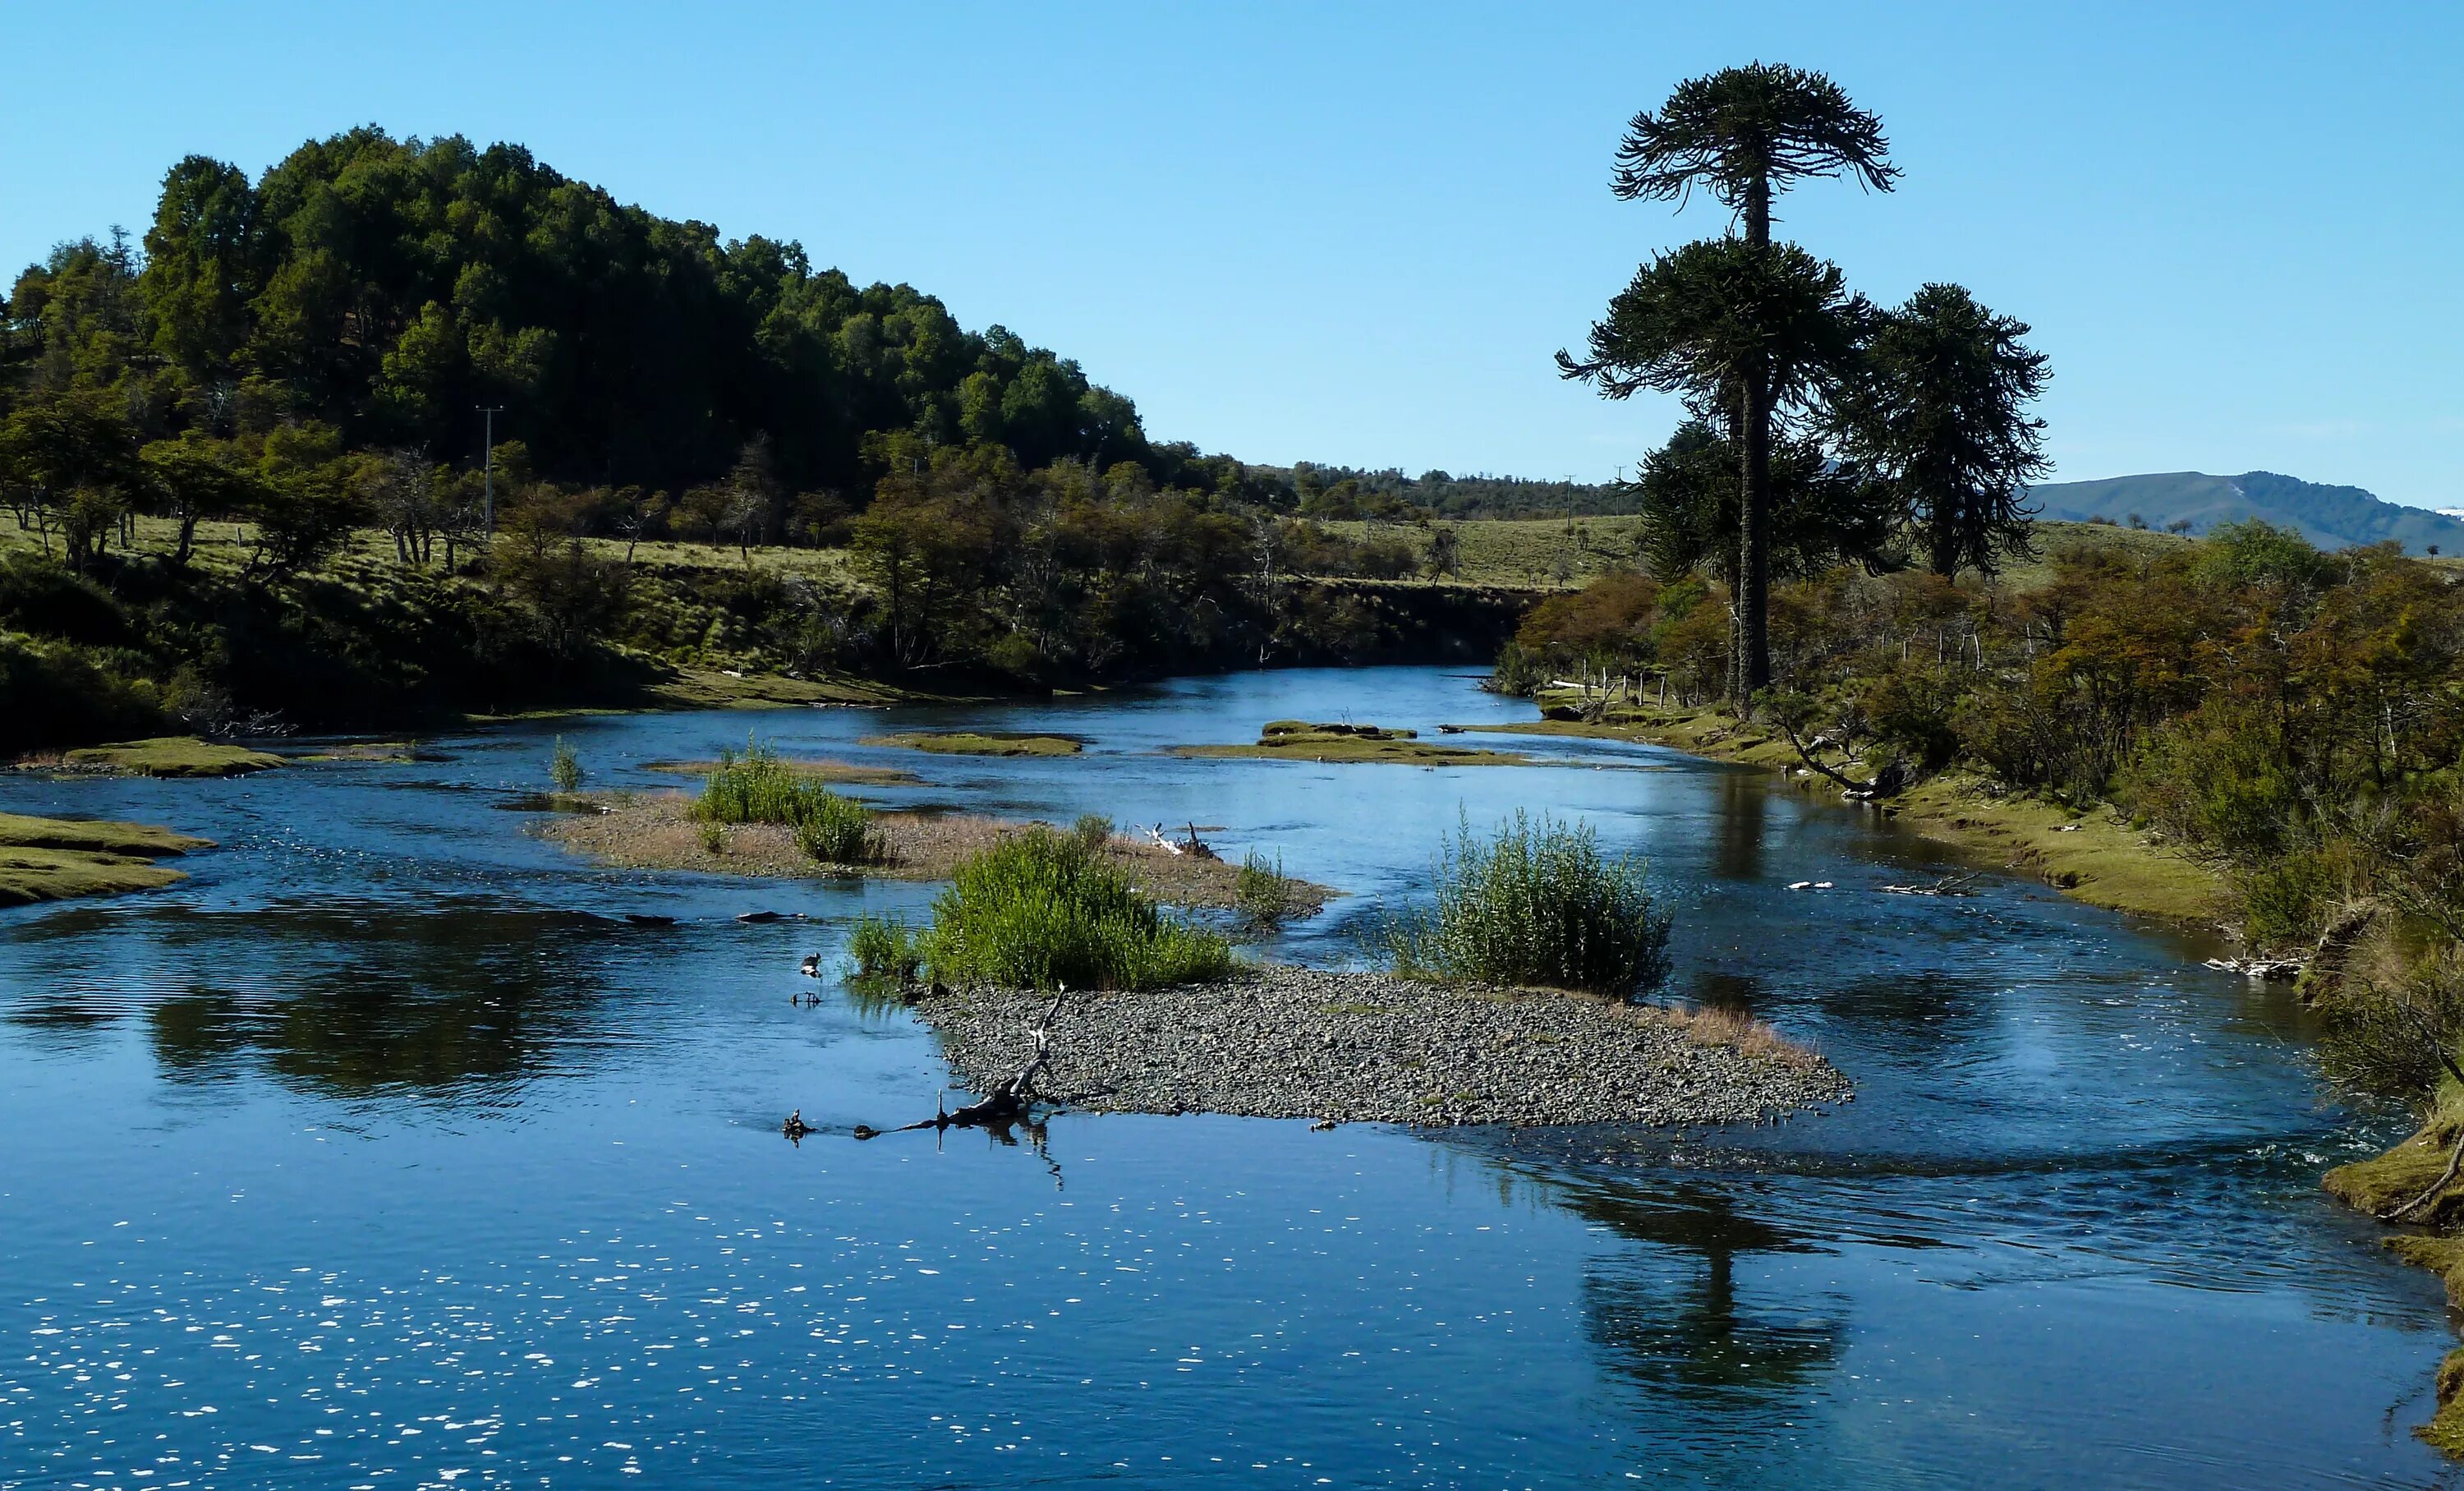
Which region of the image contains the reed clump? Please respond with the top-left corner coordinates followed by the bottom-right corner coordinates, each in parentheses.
top-left (1235, 849), bottom-right (1300, 928)
top-left (850, 826), bottom-right (1231, 991)
top-left (1378, 809), bottom-right (1672, 997)
top-left (695, 738), bottom-right (883, 865)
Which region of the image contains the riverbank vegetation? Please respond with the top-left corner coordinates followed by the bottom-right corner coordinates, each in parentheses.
top-left (0, 129), bottom-right (1551, 761)
top-left (0, 809), bottom-right (210, 904)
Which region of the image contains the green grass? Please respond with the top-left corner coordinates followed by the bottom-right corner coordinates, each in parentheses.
top-left (1173, 720), bottom-right (1532, 766)
top-left (848, 914), bottom-right (926, 985)
top-left (1377, 810), bottom-right (1673, 997)
top-left (693, 738), bottom-right (884, 865)
top-left (863, 730), bottom-right (1086, 757)
top-left (0, 810), bottom-right (213, 907)
top-left (53, 736), bottom-right (285, 778)
top-left (646, 756), bottom-right (920, 786)
top-left (1235, 849), bottom-right (1300, 928)
top-left (875, 826), bottom-right (1233, 991)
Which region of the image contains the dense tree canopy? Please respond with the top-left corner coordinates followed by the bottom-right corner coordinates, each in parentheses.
top-left (2, 128), bottom-right (1154, 495)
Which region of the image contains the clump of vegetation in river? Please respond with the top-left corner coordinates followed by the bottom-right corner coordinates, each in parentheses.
top-left (0, 809), bottom-right (212, 905)
top-left (865, 827), bottom-right (1233, 992)
top-left (549, 736), bottom-right (585, 794)
top-left (1378, 811), bottom-right (1672, 998)
top-left (848, 915), bottom-right (925, 986)
top-left (1235, 850), bottom-right (1303, 930)
top-left (694, 738), bottom-right (883, 866)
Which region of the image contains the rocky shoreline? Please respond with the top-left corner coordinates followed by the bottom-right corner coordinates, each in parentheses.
top-left (913, 964), bottom-right (1850, 1128)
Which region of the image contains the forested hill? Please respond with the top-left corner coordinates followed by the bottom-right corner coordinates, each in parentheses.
top-left (2026, 471), bottom-right (2464, 555)
top-left (1, 127), bottom-right (1177, 495)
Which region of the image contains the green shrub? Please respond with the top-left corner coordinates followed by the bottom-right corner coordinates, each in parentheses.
top-left (793, 789), bottom-right (882, 864)
top-left (917, 827), bottom-right (1232, 991)
top-left (1236, 849), bottom-right (1294, 928)
top-left (696, 736), bottom-right (881, 864)
top-left (1071, 812), bottom-right (1115, 851)
top-left (2240, 848), bottom-right (2342, 948)
top-left (848, 914), bottom-right (923, 983)
top-left (1379, 810), bottom-right (1672, 997)
top-left (549, 735), bottom-right (585, 794)
top-left (699, 821), bottom-right (726, 856)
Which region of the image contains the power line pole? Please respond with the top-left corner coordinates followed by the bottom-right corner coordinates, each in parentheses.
top-left (476, 405), bottom-right (505, 532)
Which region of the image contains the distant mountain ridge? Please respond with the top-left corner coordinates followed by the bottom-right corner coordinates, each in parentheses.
top-left (2026, 472), bottom-right (2464, 555)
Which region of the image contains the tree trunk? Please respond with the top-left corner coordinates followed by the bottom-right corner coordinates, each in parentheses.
top-left (1734, 373), bottom-right (1772, 706)
top-left (1731, 173), bottom-right (1775, 711)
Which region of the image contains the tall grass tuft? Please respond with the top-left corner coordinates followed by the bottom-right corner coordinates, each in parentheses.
top-left (1071, 812), bottom-right (1115, 852)
top-left (848, 914), bottom-right (924, 984)
top-left (549, 735), bottom-right (584, 794)
top-left (696, 736), bottom-right (883, 864)
top-left (1379, 810), bottom-right (1672, 997)
top-left (1235, 849), bottom-right (1295, 928)
top-left (917, 826), bottom-right (1232, 991)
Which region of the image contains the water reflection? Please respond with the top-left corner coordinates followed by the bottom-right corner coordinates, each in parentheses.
top-left (1709, 771), bottom-right (1772, 881)
top-left (11, 901), bottom-right (654, 1098)
top-left (1561, 1176), bottom-right (1847, 1397)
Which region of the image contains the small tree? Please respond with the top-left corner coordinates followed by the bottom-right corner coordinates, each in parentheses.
top-left (1837, 283), bottom-right (2051, 579)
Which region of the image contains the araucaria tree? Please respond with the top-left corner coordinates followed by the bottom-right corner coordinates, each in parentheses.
top-left (1559, 236), bottom-right (1869, 701)
top-left (1563, 63), bottom-right (1896, 703)
top-left (1837, 283), bottom-right (2051, 579)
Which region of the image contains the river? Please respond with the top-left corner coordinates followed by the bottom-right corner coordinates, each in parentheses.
top-left (0, 665), bottom-right (2452, 1489)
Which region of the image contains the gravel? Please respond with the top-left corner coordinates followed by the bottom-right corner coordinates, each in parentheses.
top-left (915, 964), bottom-right (1852, 1129)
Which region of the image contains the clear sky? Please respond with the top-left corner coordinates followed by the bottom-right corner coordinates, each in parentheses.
top-left (4, 2), bottom-right (2458, 504)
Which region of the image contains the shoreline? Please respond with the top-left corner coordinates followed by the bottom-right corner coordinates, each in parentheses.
top-left (1460, 703), bottom-right (2223, 925)
top-left (541, 791), bottom-right (1332, 916)
top-left (914, 964), bottom-right (1850, 1129)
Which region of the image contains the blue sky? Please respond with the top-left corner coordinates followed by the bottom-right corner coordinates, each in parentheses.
top-left (5, 2), bottom-right (2458, 504)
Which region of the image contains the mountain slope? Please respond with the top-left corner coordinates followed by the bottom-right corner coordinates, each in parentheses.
top-left (2027, 472), bottom-right (2464, 555)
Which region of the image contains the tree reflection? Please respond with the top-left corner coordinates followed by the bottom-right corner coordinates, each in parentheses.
top-left (1708, 772), bottom-right (1770, 881)
top-left (1537, 1168), bottom-right (1846, 1403)
top-left (112, 903), bottom-right (632, 1098)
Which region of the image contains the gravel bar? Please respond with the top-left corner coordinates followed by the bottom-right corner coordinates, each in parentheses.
top-left (916, 964), bottom-right (1851, 1128)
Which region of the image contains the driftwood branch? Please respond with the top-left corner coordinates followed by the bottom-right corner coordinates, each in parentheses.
top-left (850, 989), bottom-right (1069, 1140)
top-left (1777, 719), bottom-right (1883, 797)
top-left (2381, 1126), bottom-right (2464, 1222)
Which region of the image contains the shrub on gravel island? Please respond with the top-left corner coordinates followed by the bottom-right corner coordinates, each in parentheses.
top-left (695, 738), bottom-right (882, 865)
top-left (910, 827), bottom-right (1232, 991)
top-left (1380, 810), bottom-right (1672, 997)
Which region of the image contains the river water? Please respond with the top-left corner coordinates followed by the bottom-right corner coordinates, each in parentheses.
top-left (0, 665), bottom-right (2453, 1489)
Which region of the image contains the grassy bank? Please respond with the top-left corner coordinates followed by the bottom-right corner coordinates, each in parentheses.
top-left (1463, 701), bottom-right (2222, 923)
top-left (863, 731), bottom-right (1086, 757)
top-left (0, 810), bottom-right (212, 906)
top-left (31, 736), bottom-right (286, 778)
top-left (1174, 720), bottom-right (1535, 767)
top-left (541, 791), bottom-right (1331, 916)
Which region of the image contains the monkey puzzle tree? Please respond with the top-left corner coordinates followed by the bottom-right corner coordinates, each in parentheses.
top-left (1559, 237), bottom-right (1867, 702)
top-left (1570, 63), bottom-right (1896, 702)
top-left (1632, 418), bottom-right (1896, 593)
top-left (1836, 283), bottom-right (2051, 579)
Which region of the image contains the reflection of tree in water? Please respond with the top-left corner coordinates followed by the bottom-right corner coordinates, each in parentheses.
top-left (1809, 970), bottom-right (1984, 1037)
top-left (1709, 772), bottom-right (1770, 881)
top-left (126, 904), bottom-right (627, 1098)
top-left (1558, 1176), bottom-right (1846, 1400)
